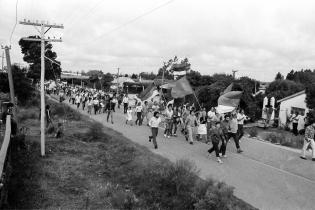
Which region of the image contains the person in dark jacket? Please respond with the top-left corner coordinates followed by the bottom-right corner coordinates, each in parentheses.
top-left (207, 121), bottom-right (225, 163)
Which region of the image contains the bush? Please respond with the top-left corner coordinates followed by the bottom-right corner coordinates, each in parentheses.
top-left (280, 136), bottom-right (304, 149)
top-left (194, 181), bottom-right (235, 210)
top-left (17, 109), bottom-right (38, 122)
top-left (50, 102), bottom-right (81, 121)
top-left (85, 122), bottom-right (109, 142)
top-left (265, 133), bottom-right (285, 144)
top-left (110, 186), bottom-right (139, 209)
top-left (248, 127), bottom-right (258, 137)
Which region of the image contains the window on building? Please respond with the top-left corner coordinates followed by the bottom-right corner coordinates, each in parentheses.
top-left (291, 107), bottom-right (305, 116)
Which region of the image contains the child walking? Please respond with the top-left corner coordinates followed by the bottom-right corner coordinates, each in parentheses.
top-left (126, 106), bottom-right (133, 125)
top-left (149, 111), bottom-right (162, 149)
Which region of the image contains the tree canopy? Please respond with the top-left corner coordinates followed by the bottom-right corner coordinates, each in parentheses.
top-left (265, 79), bottom-right (304, 100)
top-left (275, 72), bottom-right (284, 80)
top-left (19, 36), bottom-right (61, 82)
top-left (0, 64), bottom-right (33, 104)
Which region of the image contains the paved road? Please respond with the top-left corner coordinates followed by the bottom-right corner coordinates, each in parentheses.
top-left (59, 98), bottom-right (315, 210)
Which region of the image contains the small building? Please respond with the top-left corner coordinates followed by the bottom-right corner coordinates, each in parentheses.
top-left (278, 90), bottom-right (308, 131)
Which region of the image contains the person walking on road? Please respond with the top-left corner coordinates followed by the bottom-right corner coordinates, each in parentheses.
top-left (75, 94), bottom-right (81, 109)
top-left (123, 94), bottom-right (129, 114)
top-left (126, 106), bottom-right (133, 125)
top-left (237, 109), bottom-right (246, 140)
top-left (228, 114), bottom-right (243, 153)
top-left (207, 122), bottom-right (225, 163)
top-left (164, 104), bottom-right (173, 138)
top-left (135, 102), bottom-right (143, 126)
top-left (87, 98), bottom-right (93, 115)
top-left (106, 97), bottom-right (115, 124)
top-left (142, 101), bottom-right (149, 126)
top-left (93, 97), bottom-right (99, 115)
top-left (300, 121), bottom-right (315, 161)
top-left (220, 115), bottom-right (229, 157)
top-left (185, 110), bottom-right (198, 145)
top-left (149, 111), bottom-right (162, 149)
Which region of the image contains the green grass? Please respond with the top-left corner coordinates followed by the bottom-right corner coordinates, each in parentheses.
top-left (8, 102), bottom-right (256, 210)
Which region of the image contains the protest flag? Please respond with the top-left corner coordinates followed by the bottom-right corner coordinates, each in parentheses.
top-left (171, 76), bottom-right (194, 98)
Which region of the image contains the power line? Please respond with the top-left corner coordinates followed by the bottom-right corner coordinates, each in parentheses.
top-left (86, 0), bottom-right (175, 45)
top-left (64, 0), bottom-right (105, 31)
top-left (9, 0), bottom-right (19, 45)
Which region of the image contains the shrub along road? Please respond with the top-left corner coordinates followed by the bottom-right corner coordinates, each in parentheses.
top-left (61, 98), bottom-right (315, 210)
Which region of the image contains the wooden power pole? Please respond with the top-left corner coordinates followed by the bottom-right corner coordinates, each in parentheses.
top-left (1, 51), bottom-right (4, 72)
top-left (1, 46), bottom-right (15, 114)
top-left (19, 19), bottom-right (64, 156)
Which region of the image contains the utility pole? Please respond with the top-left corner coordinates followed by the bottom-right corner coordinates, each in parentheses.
top-left (1, 46), bottom-right (15, 114)
top-left (232, 70), bottom-right (238, 79)
top-left (19, 19), bottom-right (63, 156)
top-left (116, 68), bottom-right (119, 94)
top-left (1, 51), bottom-right (4, 71)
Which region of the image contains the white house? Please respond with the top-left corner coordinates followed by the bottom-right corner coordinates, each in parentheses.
top-left (278, 90), bottom-right (308, 131)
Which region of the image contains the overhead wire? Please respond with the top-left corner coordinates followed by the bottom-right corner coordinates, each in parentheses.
top-left (9, 0), bottom-right (19, 45)
top-left (84, 0), bottom-right (175, 46)
top-left (64, 0), bottom-right (105, 30)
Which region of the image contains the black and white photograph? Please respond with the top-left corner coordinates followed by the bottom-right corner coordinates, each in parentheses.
top-left (0, 0), bottom-right (315, 209)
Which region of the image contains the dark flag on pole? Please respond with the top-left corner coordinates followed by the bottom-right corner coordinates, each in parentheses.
top-left (171, 76), bottom-right (194, 98)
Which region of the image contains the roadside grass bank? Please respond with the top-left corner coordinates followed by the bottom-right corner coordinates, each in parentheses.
top-left (8, 99), bottom-right (256, 209)
top-left (245, 126), bottom-right (304, 149)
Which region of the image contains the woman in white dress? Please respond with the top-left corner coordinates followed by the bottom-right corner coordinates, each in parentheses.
top-left (197, 111), bottom-right (207, 142)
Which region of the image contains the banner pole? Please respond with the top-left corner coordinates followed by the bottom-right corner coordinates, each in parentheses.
top-left (192, 91), bottom-right (202, 110)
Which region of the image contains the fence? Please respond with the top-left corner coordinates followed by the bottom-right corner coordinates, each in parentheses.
top-left (0, 115), bottom-right (12, 208)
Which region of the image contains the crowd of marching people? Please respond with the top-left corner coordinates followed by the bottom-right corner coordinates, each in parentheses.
top-left (54, 85), bottom-right (250, 164)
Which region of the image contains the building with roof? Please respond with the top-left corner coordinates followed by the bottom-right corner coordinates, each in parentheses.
top-left (278, 90), bottom-right (308, 130)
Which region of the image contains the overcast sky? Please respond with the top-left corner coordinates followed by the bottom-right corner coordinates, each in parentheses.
top-left (1, 0), bottom-right (315, 81)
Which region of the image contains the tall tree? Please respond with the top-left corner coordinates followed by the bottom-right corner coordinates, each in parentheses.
top-left (275, 72), bottom-right (284, 80)
top-left (0, 64), bottom-right (33, 104)
top-left (139, 72), bottom-right (156, 80)
top-left (131, 73), bottom-right (138, 79)
top-left (102, 73), bottom-right (114, 89)
top-left (265, 79), bottom-right (304, 100)
top-left (306, 83), bottom-right (315, 109)
top-left (19, 35), bottom-right (61, 82)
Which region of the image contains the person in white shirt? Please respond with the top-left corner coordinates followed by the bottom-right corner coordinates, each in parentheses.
top-left (291, 111), bottom-right (300, 136)
top-left (123, 94), bottom-right (129, 114)
top-left (75, 94), bottom-right (81, 109)
top-left (112, 95), bottom-right (118, 112)
top-left (93, 98), bottom-right (99, 115)
top-left (126, 106), bottom-right (133, 125)
top-left (149, 111), bottom-right (162, 149)
top-left (135, 102), bottom-right (143, 126)
top-left (164, 104), bottom-right (173, 138)
top-left (207, 107), bottom-right (216, 122)
top-left (237, 109), bottom-right (247, 140)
